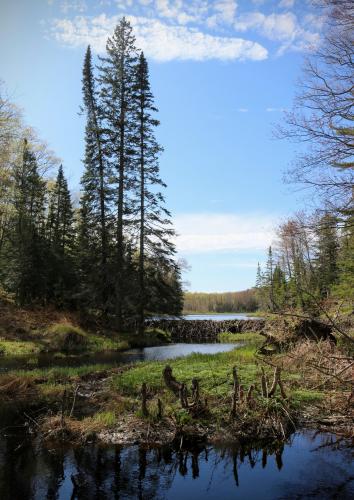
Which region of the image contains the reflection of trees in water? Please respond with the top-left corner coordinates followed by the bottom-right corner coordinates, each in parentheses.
top-left (0, 434), bottom-right (287, 499)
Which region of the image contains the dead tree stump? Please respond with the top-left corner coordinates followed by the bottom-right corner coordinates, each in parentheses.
top-left (179, 383), bottom-right (189, 409)
top-left (231, 366), bottom-right (240, 417)
top-left (261, 367), bottom-right (268, 398)
top-left (141, 383), bottom-right (149, 416)
top-left (191, 378), bottom-right (200, 404)
top-left (157, 398), bottom-right (163, 419)
top-left (246, 384), bottom-right (255, 408)
top-left (163, 365), bottom-right (182, 395)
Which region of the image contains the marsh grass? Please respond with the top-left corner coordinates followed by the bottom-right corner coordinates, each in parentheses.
top-left (218, 332), bottom-right (264, 343)
top-left (0, 339), bottom-right (42, 356)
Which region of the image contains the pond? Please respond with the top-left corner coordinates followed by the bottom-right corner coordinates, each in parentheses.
top-left (0, 429), bottom-right (352, 499)
top-left (184, 313), bottom-right (261, 321)
top-left (0, 343), bottom-right (239, 373)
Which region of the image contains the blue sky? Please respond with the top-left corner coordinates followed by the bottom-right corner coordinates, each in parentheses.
top-left (0, 0), bottom-right (323, 292)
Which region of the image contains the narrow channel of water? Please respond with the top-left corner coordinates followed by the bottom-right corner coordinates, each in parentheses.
top-left (0, 343), bottom-right (238, 373)
top-left (183, 313), bottom-right (261, 321)
top-left (0, 429), bottom-right (352, 499)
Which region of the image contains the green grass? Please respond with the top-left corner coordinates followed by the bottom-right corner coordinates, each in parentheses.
top-left (114, 344), bottom-right (260, 399)
top-left (11, 362), bottom-right (116, 381)
top-left (218, 332), bottom-right (264, 343)
top-left (87, 334), bottom-right (130, 352)
top-left (0, 339), bottom-right (42, 356)
top-left (290, 389), bottom-right (325, 407)
top-left (0, 322), bottom-right (172, 358)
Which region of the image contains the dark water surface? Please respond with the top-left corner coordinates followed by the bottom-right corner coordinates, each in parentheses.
top-left (0, 343), bottom-right (238, 373)
top-left (0, 429), bottom-right (352, 499)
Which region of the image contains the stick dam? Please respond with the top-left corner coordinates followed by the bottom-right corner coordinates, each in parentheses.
top-left (147, 319), bottom-right (265, 343)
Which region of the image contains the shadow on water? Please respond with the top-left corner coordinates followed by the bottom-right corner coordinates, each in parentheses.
top-left (0, 423), bottom-right (353, 500)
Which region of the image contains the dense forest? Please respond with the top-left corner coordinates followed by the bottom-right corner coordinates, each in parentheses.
top-left (256, 1), bottom-right (353, 315)
top-left (0, 18), bottom-right (183, 331)
top-left (184, 290), bottom-right (258, 313)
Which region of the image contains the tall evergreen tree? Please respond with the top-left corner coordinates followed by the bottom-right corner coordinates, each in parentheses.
top-left (46, 164), bottom-right (75, 306)
top-left (334, 207), bottom-right (354, 301)
top-left (131, 52), bottom-right (178, 332)
top-left (98, 18), bottom-right (138, 327)
top-left (11, 139), bottom-right (47, 304)
top-left (315, 213), bottom-right (339, 298)
top-left (47, 164), bottom-right (74, 252)
top-left (80, 45), bottom-right (112, 313)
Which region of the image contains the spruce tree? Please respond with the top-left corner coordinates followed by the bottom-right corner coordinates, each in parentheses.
top-left (334, 208), bottom-right (354, 301)
top-left (315, 213), bottom-right (339, 298)
top-left (132, 52), bottom-right (182, 330)
top-left (98, 18), bottom-right (138, 328)
top-left (11, 139), bottom-right (47, 304)
top-left (80, 45), bottom-right (112, 313)
top-left (46, 164), bottom-right (75, 306)
top-left (47, 164), bottom-right (74, 252)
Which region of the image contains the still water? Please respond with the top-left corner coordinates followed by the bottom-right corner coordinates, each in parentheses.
top-left (183, 314), bottom-right (260, 321)
top-left (0, 343), bottom-right (238, 373)
top-left (0, 430), bottom-right (352, 499)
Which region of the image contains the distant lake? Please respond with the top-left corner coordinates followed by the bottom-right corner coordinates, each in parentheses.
top-left (183, 313), bottom-right (260, 321)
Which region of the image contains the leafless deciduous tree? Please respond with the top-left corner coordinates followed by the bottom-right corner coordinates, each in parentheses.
top-left (278, 0), bottom-right (354, 215)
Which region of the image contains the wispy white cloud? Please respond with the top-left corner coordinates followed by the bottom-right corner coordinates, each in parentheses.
top-left (60, 0), bottom-right (87, 13)
top-left (278, 0), bottom-right (295, 8)
top-left (206, 0), bottom-right (238, 28)
top-left (51, 14), bottom-right (268, 61)
top-left (237, 107), bottom-right (249, 112)
top-left (173, 213), bottom-right (276, 253)
top-left (266, 107), bottom-right (286, 112)
top-left (234, 11), bottom-right (319, 54)
top-left (49, 0), bottom-right (320, 60)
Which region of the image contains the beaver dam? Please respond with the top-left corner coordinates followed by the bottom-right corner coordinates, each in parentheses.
top-left (147, 318), bottom-right (265, 342)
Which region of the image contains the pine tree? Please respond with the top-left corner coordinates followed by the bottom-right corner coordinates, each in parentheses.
top-left (272, 265), bottom-right (287, 310)
top-left (131, 52), bottom-right (179, 332)
top-left (46, 164), bottom-right (75, 306)
top-left (98, 18), bottom-right (138, 327)
top-left (11, 139), bottom-right (47, 304)
top-left (334, 207), bottom-right (354, 301)
top-left (315, 213), bottom-right (339, 298)
top-left (80, 45), bottom-right (112, 313)
top-left (47, 164), bottom-right (74, 252)
top-left (264, 246), bottom-right (275, 310)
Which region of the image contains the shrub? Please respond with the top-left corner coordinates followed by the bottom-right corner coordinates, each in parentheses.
top-left (145, 328), bottom-right (171, 343)
top-left (45, 323), bottom-right (88, 353)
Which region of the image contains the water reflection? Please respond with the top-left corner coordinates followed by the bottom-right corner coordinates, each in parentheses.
top-left (183, 314), bottom-right (261, 321)
top-left (0, 430), bottom-right (352, 499)
top-left (0, 343), bottom-right (238, 373)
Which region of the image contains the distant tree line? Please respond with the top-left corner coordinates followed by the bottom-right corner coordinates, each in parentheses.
top-left (257, 1), bottom-right (353, 314)
top-left (184, 290), bottom-right (258, 313)
top-left (0, 18), bottom-right (183, 330)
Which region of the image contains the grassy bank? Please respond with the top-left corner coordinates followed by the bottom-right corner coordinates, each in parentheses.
top-left (2, 333), bottom-right (350, 447)
top-left (0, 299), bottom-right (171, 357)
